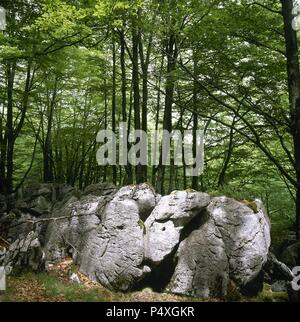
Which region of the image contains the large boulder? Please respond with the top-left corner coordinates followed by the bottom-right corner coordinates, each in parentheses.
top-left (144, 190), bottom-right (211, 264)
top-left (207, 197), bottom-right (271, 288)
top-left (167, 197), bottom-right (271, 298)
top-left (44, 183), bottom-right (159, 291)
top-left (1, 184), bottom-right (273, 299)
top-left (166, 217), bottom-right (229, 298)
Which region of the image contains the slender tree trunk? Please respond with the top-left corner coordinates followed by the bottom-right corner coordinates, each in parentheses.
top-left (43, 79), bottom-right (57, 183)
top-left (120, 30), bottom-right (133, 185)
top-left (152, 54), bottom-right (165, 187)
top-left (112, 39), bottom-right (117, 184)
top-left (0, 103), bottom-right (6, 194)
top-left (79, 90), bottom-right (88, 189)
top-left (127, 80), bottom-right (134, 183)
top-left (158, 34), bottom-right (178, 194)
top-left (169, 157), bottom-right (175, 193)
top-left (192, 53), bottom-right (199, 190)
top-left (5, 61), bottom-right (16, 194)
top-left (120, 31), bottom-right (127, 124)
top-left (2, 60), bottom-right (32, 193)
top-left (179, 106), bottom-right (187, 190)
top-left (139, 31), bottom-right (152, 183)
top-left (132, 26), bottom-right (143, 183)
top-left (103, 78), bottom-right (108, 183)
top-left (281, 0), bottom-right (300, 240)
top-left (218, 117), bottom-right (236, 187)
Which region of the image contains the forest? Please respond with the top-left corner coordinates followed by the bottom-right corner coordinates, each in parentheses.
top-left (0, 0), bottom-right (300, 303)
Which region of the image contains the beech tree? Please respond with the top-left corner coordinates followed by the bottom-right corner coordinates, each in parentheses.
top-left (0, 0), bottom-right (299, 240)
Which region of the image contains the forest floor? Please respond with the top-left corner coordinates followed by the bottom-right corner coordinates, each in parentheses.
top-left (0, 258), bottom-right (289, 302)
top-left (0, 258), bottom-right (206, 302)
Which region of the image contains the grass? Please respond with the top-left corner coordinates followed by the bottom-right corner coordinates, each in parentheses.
top-left (0, 271), bottom-right (129, 302)
top-left (0, 258), bottom-right (290, 302)
top-left (0, 259), bottom-right (205, 302)
top-left (38, 273), bottom-right (109, 302)
top-left (0, 272), bottom-right (290, 302)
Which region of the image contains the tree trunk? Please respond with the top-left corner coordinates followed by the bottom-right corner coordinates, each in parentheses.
top-left (0, 102), bottom-right (6, 194)
top-left (112, 38), bottom-right (117, 184)
top-left (43, 79), bottom-right (57, 183)
top-left (192, 53), bottom-right (199, 191)
top-left (139, 30), bottom-right (152, 183)
top-left (158, 34), bottom-right (178, 194)
top-left (103, 78), bottom-right (108, 183)
top-left (120, 30), bottom-right (133, 185)
top-left (132, 26), bottom-right (143, 183)
top-left (5, 62), bottom-right (16, 194)
top-left (218, 117), bottom-right (236, 188)
top-left (281, 0), bottom-right (300, 240)
top-left (152, 54), bottom-right (165, 187)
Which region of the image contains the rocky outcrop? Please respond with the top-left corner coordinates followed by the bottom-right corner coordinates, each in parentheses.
top-left (76, 185), bottom-right (157, 291)
top-left (166, 216), bottom-right (229, 298)
top-left (0, 183), bottom-right (82, 244)
top-left (81, 183), bottom-right (117, 198)
top-left (166, 197), bottom-right (271, 298)
top-left (207, 197), bottom-right (271, 288)
top-left (144, 191), bottom-right (211, 264)
top-left (281, 242), bottom-right (300, 268)
top-left (0, 183), bottom-right (273, 299)
top-left (0, 231), bottom-right (44, 273)
top-left (278, 242), bottom-right (300, 302)
top-left (44, 184), bottom-right (159, 291)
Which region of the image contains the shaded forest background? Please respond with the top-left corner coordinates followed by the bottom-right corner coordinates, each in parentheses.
top-left (0, 0), bottom-right (299, 240)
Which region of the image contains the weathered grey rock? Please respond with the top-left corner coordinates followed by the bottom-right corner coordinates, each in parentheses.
top-left (78, 184), bottom-right (158, 291)
top-left (1, 184), bottom-right (273, 299)
top-left (43, 196), bottom-right (78, 262)
top-left (144, 190), bottom-right (210, 264)
top-left (22, 195), bottom-right (52, 215)
top-left (6, 213), bottom-right (37, 242)
top-left (264, 252), bottom-right (294, 283)
top-left (167, 197), bottom-right (271, 298)
top-left (19, 183), bottom-right (78, 212)
top-left (271, 280), bottom-right (288, 293)
top-left (0, 246), bottom-right (6, 265)
top-left (82, 183), bottom-right (117, 198)
top-left (281, 242), bottom-right (300, 268)
top-left (206, 197), bottom-right (271, 288)
top-left (167, 217), bottom-right (229, 298)
top-left (44, 184), bottom-right (159, 291)
top-left (22, 183), bottom-right (52, 201)
top-left (70, 273), bottom-right (81, 284)
top-left (0, 231), bottom-right (45, 273)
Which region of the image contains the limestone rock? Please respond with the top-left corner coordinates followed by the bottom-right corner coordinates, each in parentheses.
top-left (167, 196), bottom-right (271, 298)
top-left (82, 183), bottom-right (117, 198)
top-left (167, 217), bottom-right (229, 299)
top-left (0, 231), bottom-right (45, 273)
top-left (0, 184), bottom-right (273, 299)
top-left (206, 197), bottom-right (271, 288)
top-left (281, 242), bottom-right (300, 268)
top-left (44, 184), bottom-right (159, 291)
top-left (77, 184), bottom-right (158, 291)
top-left (144, 190), bottom-right (211, 264)
top-left (70, 273), bottom-right (81, 284)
